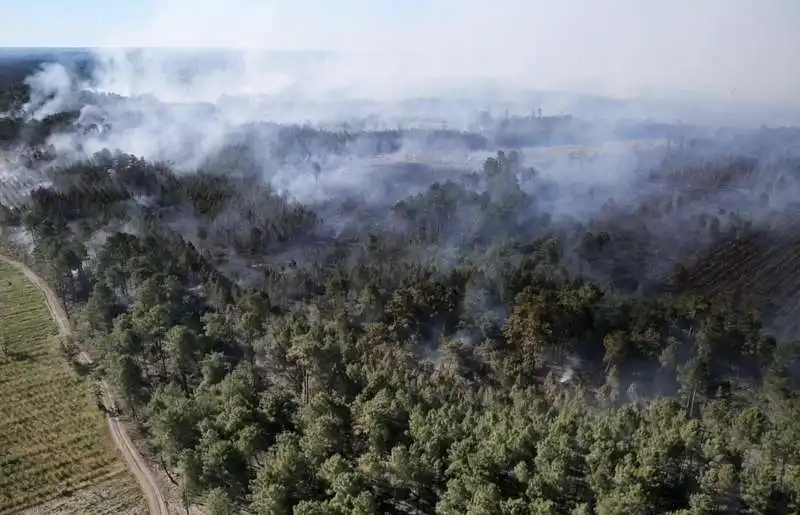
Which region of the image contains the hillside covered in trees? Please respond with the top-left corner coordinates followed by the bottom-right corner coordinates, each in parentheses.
top-left (2, 55), bottom-right (800, 514)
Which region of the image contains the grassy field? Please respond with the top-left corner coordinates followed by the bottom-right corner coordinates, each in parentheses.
top-left (0, 261), bottom-right (145, 515)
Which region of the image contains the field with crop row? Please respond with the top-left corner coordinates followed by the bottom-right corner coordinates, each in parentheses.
top-left (0, 261), bottom-right (145, 515)
top-left (684, 219), bottom-right (800, 338)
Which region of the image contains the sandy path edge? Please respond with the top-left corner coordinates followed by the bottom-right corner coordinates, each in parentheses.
top-left (0, 254), bottom-right (169, 515)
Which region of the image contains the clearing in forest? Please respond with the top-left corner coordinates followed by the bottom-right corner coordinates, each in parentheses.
top-left (0, 261), bottom-right (145, 515)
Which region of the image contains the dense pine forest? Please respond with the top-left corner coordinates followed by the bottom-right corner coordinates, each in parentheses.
top-left (2, 55), bottom-right (800, 514)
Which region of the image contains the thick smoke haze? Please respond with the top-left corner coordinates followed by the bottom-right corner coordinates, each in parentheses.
top-left (6, 0), bottom-right (800, 111)
top-left (8, 20), bottom-right (799, 241)
top-left (5, 5), bottom-right (800, 482)
top-left (3, 0), bottom-right (800, 313)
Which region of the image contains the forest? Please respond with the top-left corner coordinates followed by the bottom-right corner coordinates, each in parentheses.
top-left (2, 55), bottom-right (800, 514)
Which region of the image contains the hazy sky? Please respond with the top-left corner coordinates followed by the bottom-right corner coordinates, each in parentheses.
top-left (2, 0), bottom-right (799, 107)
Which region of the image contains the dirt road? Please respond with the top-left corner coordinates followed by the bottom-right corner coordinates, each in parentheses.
top-left (0, 254), bottom-right (169, 515)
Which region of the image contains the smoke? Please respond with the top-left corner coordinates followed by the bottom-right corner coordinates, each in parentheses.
top-left (12, 0), bottom-right (799, 199)
top-left (22, 63), bottom-right (78, 121)
top-left (559, 355), bottom-right (581, 384)
top-left (2, 0), bottom-right (800, 308)
top-left (17, 44), bottom-right (678, 221)
top-left (4, 1), bottom-right (800, 400)
top-left (8, 1), bottom-right (800, 109)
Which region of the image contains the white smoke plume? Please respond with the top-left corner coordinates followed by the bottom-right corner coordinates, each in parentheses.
top-left (14, 0), bottom-right (799, 108)
top-left (559, 355), bottom-right (582, 384)
top-left (2, 0), bottom-right (800, 342)
top-left (6, 0), bottom-right (800, 231)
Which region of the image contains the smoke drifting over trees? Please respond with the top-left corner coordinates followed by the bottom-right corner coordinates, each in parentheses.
top-left (2, 31), bottom-right (800, 514)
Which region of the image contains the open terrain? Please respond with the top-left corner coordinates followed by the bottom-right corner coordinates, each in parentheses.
top-left (0, 258), bottom-right (147, 515)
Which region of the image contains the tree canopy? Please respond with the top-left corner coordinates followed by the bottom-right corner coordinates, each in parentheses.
top-left (2, 59), bottom-right (800, 514)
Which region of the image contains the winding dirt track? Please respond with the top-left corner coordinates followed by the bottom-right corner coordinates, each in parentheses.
top-left (0, 254), bottom-right (169, 515)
